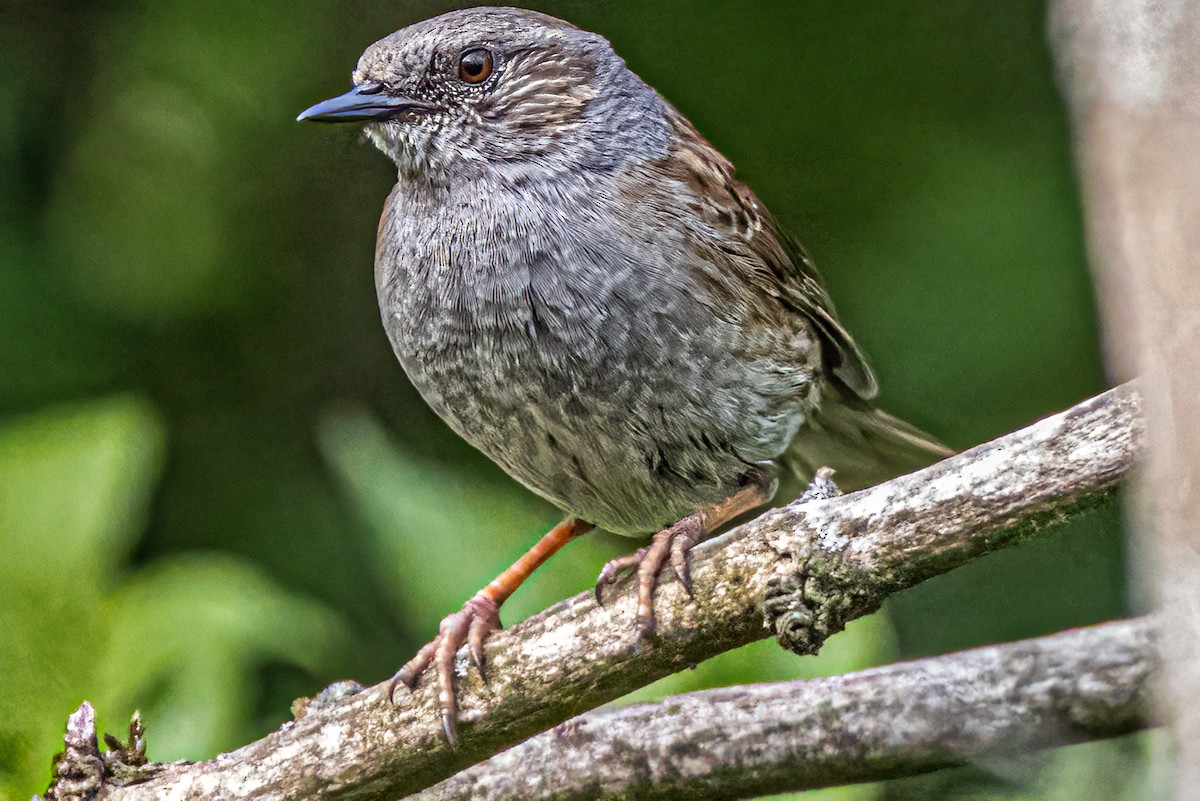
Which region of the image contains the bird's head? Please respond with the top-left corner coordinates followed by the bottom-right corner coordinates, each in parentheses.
top-left (298, 7), bottom-right (664, 183)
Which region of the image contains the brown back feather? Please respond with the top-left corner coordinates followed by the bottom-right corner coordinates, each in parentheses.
top-left (658, 105), bottom-right (880, 405)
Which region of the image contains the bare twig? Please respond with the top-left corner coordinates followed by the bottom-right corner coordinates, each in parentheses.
top-left (95, 384), bottom-right (1141, 801)
top-left (42, 703), bottom-right (105, 801)
top-left (421, 618), bottom-right (1156, 801)
top-left (1051, 3), bottom-right (1200, 797)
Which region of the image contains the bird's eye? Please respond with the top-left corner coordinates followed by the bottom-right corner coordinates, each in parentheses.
top-left (458, 49), bottom-right (494, 84)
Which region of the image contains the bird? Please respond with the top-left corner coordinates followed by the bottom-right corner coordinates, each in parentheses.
top-left (298, 6), bottom-right (949, 743)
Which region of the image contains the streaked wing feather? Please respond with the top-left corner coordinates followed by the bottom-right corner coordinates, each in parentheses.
top-left (661, 105), bottom-right (879, 404)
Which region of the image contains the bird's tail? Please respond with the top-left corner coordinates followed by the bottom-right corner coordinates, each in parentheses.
top-left (783, 391), bottom-right (952, 493)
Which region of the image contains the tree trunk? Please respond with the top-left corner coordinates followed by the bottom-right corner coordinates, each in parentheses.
top-left (1051, 2), bottom-right (1200, 796)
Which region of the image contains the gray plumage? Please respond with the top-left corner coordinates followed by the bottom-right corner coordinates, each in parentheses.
top-left (344, 7), bottom-right (945, 535)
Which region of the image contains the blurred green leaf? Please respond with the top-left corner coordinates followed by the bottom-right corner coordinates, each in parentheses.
top-left (39, 2), bottom-right (330, 324)
top-left (45, 79), bottom-right (231, 321)
top-left (98, 553), bottom-right (347, 759)
top-left (0, 399), bottom-right (347, 796)
top-left (0, 395), bottom-right (162, 584)
top-left (0, 397), bottom-right (162, 798)
top-left (318, 407), bottom-right (549, 629)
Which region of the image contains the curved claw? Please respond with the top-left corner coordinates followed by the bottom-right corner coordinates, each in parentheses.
top-left (468, 618), bottom-right (488, 680)
top-left (466, 597), bottom-right (501, 682)
top-left (594, 548), bottom-right (645, 606)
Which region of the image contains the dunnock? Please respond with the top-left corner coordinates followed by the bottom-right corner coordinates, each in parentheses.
top-left (299, 6), bottom-right (948, 742)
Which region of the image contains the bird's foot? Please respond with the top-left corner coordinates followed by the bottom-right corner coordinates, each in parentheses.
top-left (386, 517), bottom-right (589, 744)
top-left (594, 514), bottom-right (703, 638)
top-left (388, 593), bottom-right (501, 745)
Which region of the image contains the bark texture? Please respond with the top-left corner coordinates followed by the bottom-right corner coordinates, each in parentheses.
top-left (421, 618), bottom-right (1156, 801)
top-left (83, 385), bottom-right (1140, 801)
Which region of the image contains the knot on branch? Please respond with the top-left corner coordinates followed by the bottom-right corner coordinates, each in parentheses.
top-left (292, 679), bottom-right (366, 720)
top-left (762, 467), bottom-right (882, 655)
top-left (763, 557), bottom-right (881, 655)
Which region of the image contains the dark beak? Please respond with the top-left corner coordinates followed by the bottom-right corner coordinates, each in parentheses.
top-left (296, 83), bottom-right (432, 123)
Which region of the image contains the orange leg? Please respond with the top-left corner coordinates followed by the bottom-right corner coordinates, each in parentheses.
top-left (390, 516), bottom-right (593, 743)
top-left (596, 472), bottom-right (776, 635)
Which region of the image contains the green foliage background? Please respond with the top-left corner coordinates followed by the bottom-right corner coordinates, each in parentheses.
top-left (0, 2), bottom-right (1151, 799)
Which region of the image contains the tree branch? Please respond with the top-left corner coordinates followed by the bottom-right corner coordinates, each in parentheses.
top-left (94, 384), bottom-right (1142, 801)
top-left (420, 618), bottom-right (1156, 801)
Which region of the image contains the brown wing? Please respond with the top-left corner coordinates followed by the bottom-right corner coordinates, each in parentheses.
top-left (659, 106), bottom-right (879, 405)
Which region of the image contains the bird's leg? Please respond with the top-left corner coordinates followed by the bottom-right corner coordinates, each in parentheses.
top-left (390, 516), bottom-right (593, 743)
top-left (595, 469), bottom-right (776, 636)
